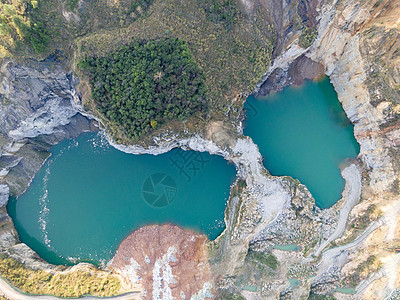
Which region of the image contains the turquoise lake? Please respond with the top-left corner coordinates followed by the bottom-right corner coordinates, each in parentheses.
top-left (244, 77), bottom-right (359, 208)
top-left (7, 132), bottom-right (236, 265)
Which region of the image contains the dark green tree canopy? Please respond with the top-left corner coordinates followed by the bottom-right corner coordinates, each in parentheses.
top-left (84, 38), bottom-right (208, 140)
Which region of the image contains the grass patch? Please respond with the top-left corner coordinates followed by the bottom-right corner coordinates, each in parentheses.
top-left (218, 291), bottom-right (246, 300)
top-left (308, 293), bottom-right (336, 300)
top-left (0, 254), bottom-right (122, 297)
top-left (67, 0), bottom-right (80, 11)
top-left (1, 0), bottom-right (156, 58)
top-left (232, 249), bottom-right (278, 288)
top-left (338, 204), bottom-right (381, 246)
top-left (200, 0), bottom-right (238, 30)
top-left (349, 204), bottom-right (381, 231)
top-left (2, 0), bottom-right (275, 140)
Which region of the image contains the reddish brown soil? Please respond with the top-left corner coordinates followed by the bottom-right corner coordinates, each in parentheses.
top-left (110, 224), bottom-right (213, 300)
top-left (287, 55), bottom-right (325, 85)
top-left (256, 55), bottom-right (325, 97)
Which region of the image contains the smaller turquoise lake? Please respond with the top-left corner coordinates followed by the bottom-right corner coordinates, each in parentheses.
top-left (7, 132), bottom-right (236, 265)
top-left (244, 77), bottom-right (359, 208)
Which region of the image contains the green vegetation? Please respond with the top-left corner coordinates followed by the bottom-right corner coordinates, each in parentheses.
top-left (131, 0), bottom-right (152, 13)
top-left (0, 0), bottom-right (156, 58)
top-left (0, 0), bottom-right (275, 140)
top-left (246, 250), bottom-right (278, 270)
top-left (67, 0), bottom-right (79, 11)
top-left (200, 0), bottom-right (237, 30)
top-left (308, 293), bottom-right (336, 300)
top-left (0, 0), bottom-right (277, 294)
top-left (232, 250), bottom-right (278, 290)
top-left (218, 290), bottom-right (246, 300)
top-left (338, 204), bottom-right (382, 246)
top-left (84, 38), bottom-right (207, 140)
top-left (0, 0), bottom-right (50, 55)
top-left (357, 255), bottom-right (382, 273)
top-left (1, 0), bottom-right (275, 140)
top-left (299, 27), bottom-right (317, 48)
top-left (350, 204), bottom-right (381, 231)
top-left (0, 254), bottom-right (122, 297)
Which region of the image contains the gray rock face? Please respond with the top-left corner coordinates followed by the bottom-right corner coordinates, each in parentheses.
top-left (0, 57), bottom-right (80, 138)
top-left (0, 58), bottom-right (97, 196)
top-left (0, 184), bottom-right (9, 207)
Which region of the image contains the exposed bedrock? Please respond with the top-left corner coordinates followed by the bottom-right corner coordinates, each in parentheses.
top-left (255, 54), bottom-right (325, 97)
top-left (194, 0), bottom-right (400, 298)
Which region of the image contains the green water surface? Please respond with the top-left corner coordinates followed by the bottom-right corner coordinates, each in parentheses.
top-left (288, 278), bottom-right (301, 288)
top-left (244, 77), bottom-right (359, 208)
top-left (7, 132), bottom-right (236, 265)
top-left (273, 244), bottom-right (300, 251)
top-left (334, 287), bottom-right (356, 294)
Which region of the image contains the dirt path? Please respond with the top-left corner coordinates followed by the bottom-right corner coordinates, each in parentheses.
top-left (313, 164), bottom-right (362, 257)
top-left (315, 199), bottom-right (400, 290)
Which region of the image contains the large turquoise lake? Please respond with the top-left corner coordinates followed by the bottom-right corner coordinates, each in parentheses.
top-left (7, 132), bottom-right (236, 265)
top-left (244, 77), bottom-right (359, 208)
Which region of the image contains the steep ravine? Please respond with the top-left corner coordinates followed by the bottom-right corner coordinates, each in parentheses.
top-left (0, 0), bottom-right (398, 299)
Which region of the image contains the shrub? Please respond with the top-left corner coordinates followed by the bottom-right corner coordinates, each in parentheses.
top-left (0, 0), bottom-right (50, 54)
top-left (200, 0), bottom-right (238, 30)
top-left (299, 27), bottom-right (317, 48)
